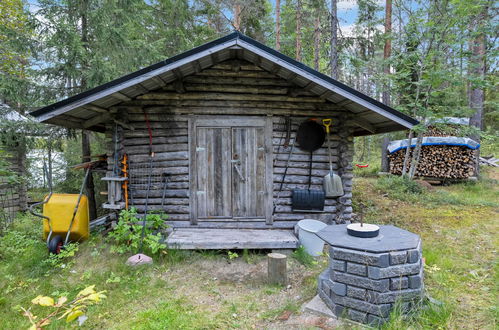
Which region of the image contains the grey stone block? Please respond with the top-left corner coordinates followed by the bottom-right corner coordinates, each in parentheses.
top-left (332, 272), bottom-right (390, 292)
top-left (333, 304), bottom-right (346, 317)
top-left (331, 247), bottom-right (389, 267)
top-left (347, 309), bottom-right (368, 323)
top-left (390, 251), bottom-right (407, 265)
top-left (390, 277), bottom-right (409, 290)
top-left (366, 288), bottom-right (423, 304)
top-left (347, 286), bottom-right (366, 300)
top-left (407, 249), bottom-right (420, 263)
top-left (347, 262), bottom-right (367, 276)
top-left (331, 281), bottom-right (347, 296)
top-left (408, 273), bottom-right (422, 289)
top-left (331, 259), bottom-right (346, 272)
top-left (321, 280), bottom-right (331, 297)
top-left (368, 262), bottom-right (421, 279)
top-left (367, 314), bottom-right (387, 326)
top-left (319, 289), bottom-right (335, 311)
top-left (331, 293), bottom-right (392, 317)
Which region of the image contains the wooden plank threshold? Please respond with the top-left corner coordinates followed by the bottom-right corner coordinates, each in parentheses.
top-left (166, 228), bottom-right (299, 250)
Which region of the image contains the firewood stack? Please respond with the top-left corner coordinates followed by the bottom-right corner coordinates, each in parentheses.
top-left (388, 145), bottom-right (476, 179)
top-left (387, 118), bottom-right (478, 180)
top-left (424, 125), bottom-right (460, 137)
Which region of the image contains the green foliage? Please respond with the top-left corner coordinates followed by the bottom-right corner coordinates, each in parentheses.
top-left (381, 298), bottom-right (452, 329)
top-left (126, 297), bottom-right (214, 329)
top-left (375, 175), bottom-right (425, 200)
top-left (21, 285), bottom-right (106, 329)
top-left (42, 242), bottom-right (79, 269)
top-left (226, 250), bottom-right (239, 261)
top-left (291, 245), bottom-right (316, 267)
top-left (108, 208), bottom-right (168, 255)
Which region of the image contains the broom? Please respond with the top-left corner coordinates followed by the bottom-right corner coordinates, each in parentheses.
top-left (322, 119), bottom-right (344, 197)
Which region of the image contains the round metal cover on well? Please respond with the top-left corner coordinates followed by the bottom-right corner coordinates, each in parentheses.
top-left (296, 120), bottom-right (326, 152)
top-left (346, 223), bottom-right (380, 238)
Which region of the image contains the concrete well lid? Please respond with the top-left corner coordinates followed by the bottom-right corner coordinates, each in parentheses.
top-left (316, 224), bottom-right (420, 253)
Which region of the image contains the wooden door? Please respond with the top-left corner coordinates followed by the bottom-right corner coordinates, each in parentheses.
top-left (231, 127), bottom-right (266, 218)
top-left (190, 117), bottom-right (272, 224)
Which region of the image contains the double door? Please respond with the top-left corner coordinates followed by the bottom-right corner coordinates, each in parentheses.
top-left (190, 117), bottom-right (272, 223)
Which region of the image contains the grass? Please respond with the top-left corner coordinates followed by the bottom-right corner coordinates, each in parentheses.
top-left (1, 168), bottom-right (498, 329)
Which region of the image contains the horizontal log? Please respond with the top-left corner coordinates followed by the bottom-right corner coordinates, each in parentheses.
top-left (274, 154), bottom-right (338, 163)
top-left (129, 182), bottom-right (188, 190)
top-left (163, 83), bottom-right (290, 95)
top-left (274, 205), bottom-right (336, 213)
top-left (129, 198), bottom-right (189, 205)
top-left (166, 221), bottom-right (296, 229)
top-left (125, 143), bottom-right (187, 155)
top-left (273, 175), bottom-right (327, 184)
top-left (183, 76), bottom-right (289, 86)
top-left (130, 189), bottom-right (189, 198)
top-left (273, 167), bottom-right (333, 176)
top-left (126, 100), bottom-right (325, 110)
top-left (124, 136), bottom-right (188, 146)
top-left (124, 129), bottom-right (187, 138)
top-left (131, 204), bottom-right (189, 214)
top-left (273, 161), bottom-right (336, 170)
top-left (136, 92), bottom-right (326, 103)
top-left (128, 151), bottom-right (188, 162)
top-left (194, 69), bottom-right (279, 79)
top-left (129, 167), bottom-right (188, 176)
top-left (127, 159), bottom-right (189, 168)
top-left (211, 62), bottom-right (264, 71)
top-left (127, 121), bottom-right (188, 129)
top-left (273, 198), bottom-right (337, 206)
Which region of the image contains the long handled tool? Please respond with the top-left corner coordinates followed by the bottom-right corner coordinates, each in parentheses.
top-left (322, 119), bottom-right (343, 197)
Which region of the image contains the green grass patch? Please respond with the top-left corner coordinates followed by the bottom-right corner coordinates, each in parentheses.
top-left (125, 297), bottom-right (215, 329)
top-left (291, 245), bottom-right (316, 267)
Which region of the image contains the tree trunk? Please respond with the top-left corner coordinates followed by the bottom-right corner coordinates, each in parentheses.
top-left (382, 0), bottom-right (392, 105)
top-left (79, 1), bottom-right (96, 220)
top-left (295, 0), bottom-right (302, 61)
top-left (330, 0), bottom-right (338, 79)
top-left (408, 133), bottom-right (424, 179)
top-left (401, 130), bottom-right (413, 176)
top-left (233, 2), bottom-right (241, 31)
top-left (275, 0), bottom-right (281, 51)
top-left (314, 12), bottom-right (320, 71)
top-left (381, 136), bottom-right (390, 173)
top-left (82, 130), bottom-right (97, 220)
top-left (468, 3), bottom-right (487, 176)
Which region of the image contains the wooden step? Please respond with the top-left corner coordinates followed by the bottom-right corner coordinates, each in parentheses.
top-left (166, 228), bottom-right (299, 250)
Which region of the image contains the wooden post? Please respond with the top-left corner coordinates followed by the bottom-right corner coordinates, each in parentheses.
top-left (268, 253), bottom-right (287, 285)
top-left (381, 136), bottom-right (390, 173)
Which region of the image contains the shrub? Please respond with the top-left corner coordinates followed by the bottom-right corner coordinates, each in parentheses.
top-left (108, 208), bottom-right (168, 255)
top-left (375, 175), bottom-right (424, 200)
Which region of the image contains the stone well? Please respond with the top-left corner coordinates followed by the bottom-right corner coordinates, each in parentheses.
top-left (316, 224), bottom-right (424, 325)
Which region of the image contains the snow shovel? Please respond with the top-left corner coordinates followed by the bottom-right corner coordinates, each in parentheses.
top-left (322, 119), bottom-right (343, 197)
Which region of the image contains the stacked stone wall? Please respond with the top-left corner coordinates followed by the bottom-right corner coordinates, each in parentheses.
top-left (318, 241), bottom-right (424, 325)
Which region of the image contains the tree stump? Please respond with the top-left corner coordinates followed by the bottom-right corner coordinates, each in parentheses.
top-left (267, 252), bottom-right (287, 285)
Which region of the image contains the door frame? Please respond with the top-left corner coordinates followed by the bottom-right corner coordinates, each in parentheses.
top-left (189, 115), bottom-right (273, 225)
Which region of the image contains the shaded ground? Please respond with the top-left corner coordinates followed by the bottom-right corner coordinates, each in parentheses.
top-left (0, 168), bottom-right (497, 329)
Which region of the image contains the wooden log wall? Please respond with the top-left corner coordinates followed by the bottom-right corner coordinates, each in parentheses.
top-left (106, 59), bottom-right (354, 228)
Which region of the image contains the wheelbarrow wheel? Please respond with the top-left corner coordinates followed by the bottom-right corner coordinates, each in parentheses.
top-left (48, 235), bottom-right (63, 254)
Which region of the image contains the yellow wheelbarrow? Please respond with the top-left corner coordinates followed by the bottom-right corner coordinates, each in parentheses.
top-left (30, 167), bottom-right (90, 254)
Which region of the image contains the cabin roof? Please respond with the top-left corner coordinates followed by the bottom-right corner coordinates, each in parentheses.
top-left (30, 32), bottom-right (418, 135)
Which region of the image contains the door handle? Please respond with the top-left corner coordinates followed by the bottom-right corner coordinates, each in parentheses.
top-left (233, 162), bottom-right (246, 182)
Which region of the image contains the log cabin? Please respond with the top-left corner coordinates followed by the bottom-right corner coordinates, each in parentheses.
top-left (30, 32), bottom-right (418, 249)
